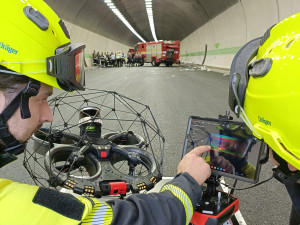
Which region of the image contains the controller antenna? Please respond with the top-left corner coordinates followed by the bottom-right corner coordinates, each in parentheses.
top-left (206, 174), bottom-right (220, 197)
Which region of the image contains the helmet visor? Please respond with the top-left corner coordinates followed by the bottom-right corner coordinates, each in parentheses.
top-left (46, 43), bottom-right (86, 91)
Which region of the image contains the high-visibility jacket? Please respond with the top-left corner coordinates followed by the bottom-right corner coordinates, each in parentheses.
top-left (0, 173), bottom-right (202, 225)
top-left (116, 53), bottom-right (122, 59)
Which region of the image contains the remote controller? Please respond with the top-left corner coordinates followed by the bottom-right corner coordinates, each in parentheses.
top-left (189, 176), bottom-right (239, 225)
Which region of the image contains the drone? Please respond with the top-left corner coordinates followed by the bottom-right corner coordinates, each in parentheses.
top-left (24, 89), bottom-right (165, 198)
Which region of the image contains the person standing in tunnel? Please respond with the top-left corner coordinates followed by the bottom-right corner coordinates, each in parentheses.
top-left (92, 50), bottom-right (97, 66)
top-left (116, 51), bottom-right (122, 67)
top-left (228, 12), bottom-right (300, 224)
top-left (127, 51), bottom-right (133, 67)
top-left (100, 52), bottom-right (105, 67)
top-left (105, 51), bottom-right (110, 67)
top-left (121, 52), bottom-right (126, 66)
top-left (0, 1), bottom-right (211, 224)
top-left (110, 52), bottom-right (116, 67)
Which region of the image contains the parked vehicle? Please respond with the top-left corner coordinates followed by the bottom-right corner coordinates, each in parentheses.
top-left (135, 40), bottom-right (180, 67)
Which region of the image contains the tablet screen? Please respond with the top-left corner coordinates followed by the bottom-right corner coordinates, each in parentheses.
top-left (182, 116), bottom-right (265, 183)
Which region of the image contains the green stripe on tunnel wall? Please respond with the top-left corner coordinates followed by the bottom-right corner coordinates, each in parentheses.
top-left (181, 46), bottom-right (242, 57)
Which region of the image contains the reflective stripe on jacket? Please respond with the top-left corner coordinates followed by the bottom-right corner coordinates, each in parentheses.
top-left (0, 173), bottom-right (202, 225)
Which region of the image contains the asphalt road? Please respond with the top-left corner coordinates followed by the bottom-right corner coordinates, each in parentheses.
top-left (1, 63), bottom-right (291, 225)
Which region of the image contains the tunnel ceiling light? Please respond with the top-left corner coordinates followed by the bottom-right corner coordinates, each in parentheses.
top-left (104, 0), bottom-right (146, 43)
top-left (145, 0), bottom-right (157, 41)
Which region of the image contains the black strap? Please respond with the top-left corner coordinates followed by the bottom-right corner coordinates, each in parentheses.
top-left (20, 80), bottom-right (41, 119)
top-left (0, 92), bottom-right (22, 123)
top-left (273, 164), bottom-right (300, 184)
top-left (0, 97), bottom-right (25, 155)
top-left (0, 79), bottom-right (40, 121)
top-left (271, 149), bottom-right (300, 184)
top-left (273, 165), bottom-right (290, 183)
top-left (0, 80), bottom-right (40, 156)
top-left (0, 122), bottom-right (24, 155)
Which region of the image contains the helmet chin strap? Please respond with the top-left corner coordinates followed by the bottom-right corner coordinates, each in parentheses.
top-left (0, 79), bottom-right (40, 167)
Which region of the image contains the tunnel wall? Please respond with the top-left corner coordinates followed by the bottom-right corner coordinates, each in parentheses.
top-left (180, 0), bottom-right (300, 69)
top-left (63, 21), bottom-right (132, 67)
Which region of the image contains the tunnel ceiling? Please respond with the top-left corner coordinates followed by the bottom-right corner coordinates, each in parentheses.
top-left (45, 0), bottom-right (238, 47)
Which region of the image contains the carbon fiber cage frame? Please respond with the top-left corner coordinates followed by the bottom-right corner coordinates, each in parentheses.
top-left (24, 89), bottom-right (165, 197)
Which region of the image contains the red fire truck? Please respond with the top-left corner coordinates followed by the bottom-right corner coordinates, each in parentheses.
top-left (135, 40), bottom-right (180, 67)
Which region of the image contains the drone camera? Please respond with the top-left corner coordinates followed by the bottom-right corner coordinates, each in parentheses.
top-left (78, 106), bottom-right (102, 138)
